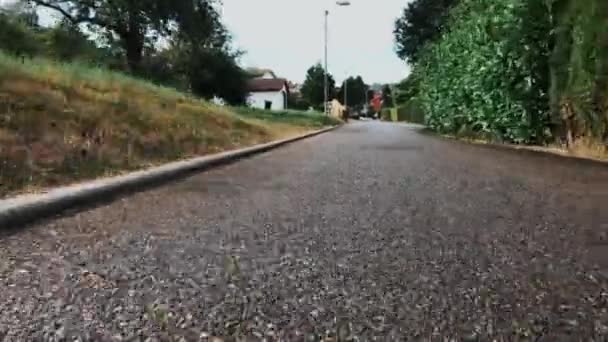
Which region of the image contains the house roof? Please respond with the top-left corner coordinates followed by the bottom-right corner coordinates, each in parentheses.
top-left (247, 78), bottom-right (288, 92)
top-left (246, 67), bottom-right (277, 79)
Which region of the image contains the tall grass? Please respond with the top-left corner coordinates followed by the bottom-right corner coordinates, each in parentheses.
top-left (0, 51), bottom-right (337, 197)
top-left (0, 51), bottom-right (192, 103)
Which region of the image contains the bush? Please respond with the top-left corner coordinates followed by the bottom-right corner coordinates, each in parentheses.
top-left (413, 0), bottom-right (552, 143)
top-left (42, 23), bottom-right (108, 64)
top-left (404, 0), bottom-right (608, 147)
top-left (397, 99), bottom-right (425, 124)
top-left (548, 0), bottom-right (608, 143)
top-left (0, 13), bottom-right (42, 57)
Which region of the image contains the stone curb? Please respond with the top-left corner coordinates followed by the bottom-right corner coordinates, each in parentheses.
top-left (0, 125), bottom-right (340, 228)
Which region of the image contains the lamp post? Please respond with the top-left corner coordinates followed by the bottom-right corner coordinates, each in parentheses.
top-left (324, 1), bottom-right (351, 115)
top-left (324, 10), bottom-right (329, 115)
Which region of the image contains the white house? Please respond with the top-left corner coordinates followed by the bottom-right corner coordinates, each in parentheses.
top-left (246, 69), bottom-right (289, 111)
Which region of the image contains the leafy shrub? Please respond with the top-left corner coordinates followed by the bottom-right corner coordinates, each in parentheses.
top-left (548, 0), bottom-right (608, 143)
top-left (42, 23), bottom-right (105, 63)
top-left (0, 13), bottom-right (42, 57)
top-left (403, 0), bottom-right (608, 147)
top-left (414, 0), bottom-right (552, 143)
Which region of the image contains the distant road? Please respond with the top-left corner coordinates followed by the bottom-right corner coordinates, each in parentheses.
top-left (2, 121), bottom-right (608, 340)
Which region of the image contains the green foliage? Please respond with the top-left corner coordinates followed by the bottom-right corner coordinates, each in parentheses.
top-left (0, 12), bottom-right (42, 56)
top-left (288, 93), bottom-right (311, 111)
top-left (29, 0), bottom-right (226, 74)
top-left (0, 11), bottom-right (116, 64)
top-left (393, 0), bottom-right (459, 61)
top-left (301, 63), bottom-right (336, 110)
top-left (382, 84), bottom-right (395, 108)
top-left (413, 0), bottom-right (552, 143)
top-left (187, 49), bottom-right (249, 105)
top-left (337, 76), bottom-right (369, 109)
top-left (400, 0), bottom-right (608, 146)
top-left (1, 1), bottom-right (249, 104)
top-left (395, 73), bottom-right (421, 104)
top-left (42, 22), bottom-right (107, 63)
top-left (548, 0), bottom-right (608, 141)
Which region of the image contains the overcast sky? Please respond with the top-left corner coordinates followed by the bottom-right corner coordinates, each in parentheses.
top-left (0, 0), bottom-right (412, 84)
top-left (221, 0), bottom-right (411, 84)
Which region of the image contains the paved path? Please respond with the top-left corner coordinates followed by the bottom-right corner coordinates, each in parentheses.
top-left (1, 122), bottom-right (608, 340)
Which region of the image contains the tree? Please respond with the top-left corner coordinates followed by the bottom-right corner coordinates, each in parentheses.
top-left (301, 63), bottom-right (335, 110)
top-left (382, 84), bottom-right (394, 108)
top-left (43, 21), bottom-right (103, 62)
top-left (29, 0), bottom-right (224, 74)
top-left (166, 8), bottom-right (248, 105)
top-left (393, 0), bottom-right (458, 61)
top-left (0, 11), bottom-right (42, 56)
top-left (337, 76), bottom-right (369, 109)
top-left (187, 49), bottom-right (249, 105)
top-left (366, 89), bottom-right (375, 103)
top-left (395, 73), bottom-right (421, 104)
top-left (288, 93), bottom-right (311, 111)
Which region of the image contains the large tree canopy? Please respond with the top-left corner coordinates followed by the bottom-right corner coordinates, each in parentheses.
top-left (393, 0), bottom-right (458, 61)
top-left (29, 0), bottom-right (225, 73)
top-left (301, 63), bottom-right (336, 110)
top-left (337, 76), bottom-right (369, 109)
top-left (382, 84), bottom-right (394, 108)
top-left (23, 0), bottom-right (249, 104)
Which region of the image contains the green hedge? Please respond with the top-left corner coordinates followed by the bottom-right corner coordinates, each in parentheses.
top-left (397, 100), bottom-right (425, 124)
top-left (548, 0), bottom-right (608, 142)
top-left (406, 0), bottom-right (608, 145)
top-left (413, 0), bottom-right (551, 144)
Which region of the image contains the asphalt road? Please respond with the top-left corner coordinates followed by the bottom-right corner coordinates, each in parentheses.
top-left (2, 122), bottom-right (608, 341)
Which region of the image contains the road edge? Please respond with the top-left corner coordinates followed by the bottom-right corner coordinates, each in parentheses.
top-left (410, 125), bottom-right (608, 166)
top-left (0, 125), bottom-right (341, 229)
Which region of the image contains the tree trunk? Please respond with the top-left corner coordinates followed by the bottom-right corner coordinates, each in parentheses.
top-left (124, 35), bottom-right (144, 74)
top-left (124, 6), bottom-right (145, 75)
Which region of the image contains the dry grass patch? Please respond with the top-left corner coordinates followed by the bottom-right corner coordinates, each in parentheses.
top-left (0, 53), bottom-right (338, 197)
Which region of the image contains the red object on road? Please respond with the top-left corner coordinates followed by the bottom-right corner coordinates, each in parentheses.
top-left (371, 94), bottom-right (383, 113)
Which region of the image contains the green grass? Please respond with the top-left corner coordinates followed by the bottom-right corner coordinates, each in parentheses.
top-left (232, 107), bottom-right (340, 129)
top-left (0, 51), bottom-right (339, 197)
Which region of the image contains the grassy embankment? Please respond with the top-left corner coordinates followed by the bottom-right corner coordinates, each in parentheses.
top-left (0, 52), bottom-right (339, 197)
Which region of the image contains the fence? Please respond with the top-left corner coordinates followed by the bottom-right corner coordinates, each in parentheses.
top-left (381, 100), bottom-right (425, 124)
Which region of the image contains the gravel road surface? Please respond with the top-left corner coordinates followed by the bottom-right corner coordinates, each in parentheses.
top-left (1, 122), bottom-right (608, 341)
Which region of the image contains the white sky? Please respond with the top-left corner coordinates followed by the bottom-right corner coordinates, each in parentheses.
top-left (221, 0), bottom-right (412, 84)
top-left (0, 0), bottom-right (412, 84)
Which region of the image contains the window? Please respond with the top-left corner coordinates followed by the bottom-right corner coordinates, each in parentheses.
top-left (264, 101), bottom-right (272, 110)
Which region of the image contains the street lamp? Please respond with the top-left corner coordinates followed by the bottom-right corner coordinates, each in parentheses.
top-left (324, 1), bottom-right (351, 115)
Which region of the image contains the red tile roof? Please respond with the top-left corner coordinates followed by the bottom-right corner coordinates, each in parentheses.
top-left (247, 78), bottom-right (288, 92)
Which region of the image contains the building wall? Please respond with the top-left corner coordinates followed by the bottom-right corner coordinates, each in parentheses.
top-left (247, 91), bottom-right (286, 110)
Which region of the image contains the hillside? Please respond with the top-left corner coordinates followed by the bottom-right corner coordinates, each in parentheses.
top-left (0, 52), bottom-right (338, 197)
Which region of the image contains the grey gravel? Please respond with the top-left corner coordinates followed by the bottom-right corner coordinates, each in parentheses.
top-left (1, 121), bottom-right (608, 340)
